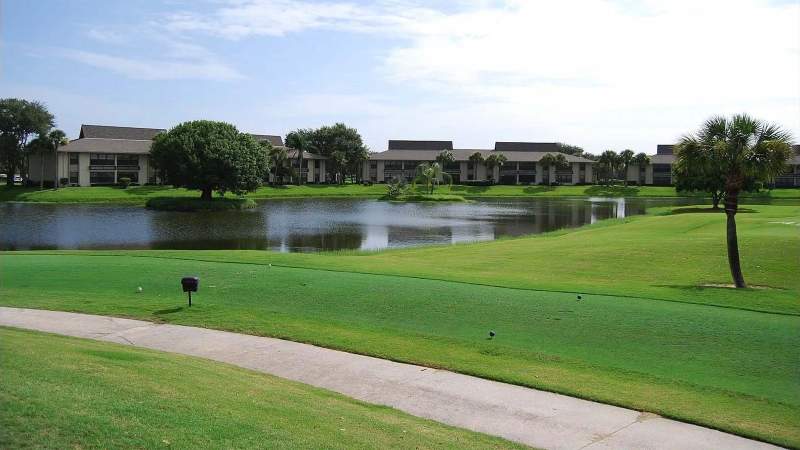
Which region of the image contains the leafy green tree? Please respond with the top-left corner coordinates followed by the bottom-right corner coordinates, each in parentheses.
top-left (619, 149), bottom-right (635, 186)
top-left (597, 150), bottom-right (620, 185)
top-left (413, 162), bottom-right (451, 194)
top-left (0, 98), bottom-right (54, 186)
top-left (630, 152), bottom-right (650, 186)
top-left (27, 129), bottom-right (68, 189)
top-left (285, 128), bottom-right (316, 185)
top-left (675, 114), bottom-right (793, 288)
top-left (435, 149), bottom-right (455, 165)
top-left (539, 153), bottom-right (569, 185)
top-left (484, 153), bottom-right (507, 182)
top-left (555, 143), bottom-right (585, 157)
top-left (150, 120), bottom-right (268, 200)
top-left (304, 123), bottom-right (368, 184)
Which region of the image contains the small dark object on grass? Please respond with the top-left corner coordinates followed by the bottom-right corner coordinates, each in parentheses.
top-left (577, 295), bottom-right (583, 301)
top-left (488, 331), bottom-right (496, 339)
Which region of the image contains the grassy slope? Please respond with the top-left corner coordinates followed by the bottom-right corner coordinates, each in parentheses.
top-left (0, 327), bottom-right (522, 449)
top-left (32, 204), bottom-right (800, 314)
top-left (2, 184), bottom-right (800, 203)
top-left (2, 205), bottom-right (799, 446)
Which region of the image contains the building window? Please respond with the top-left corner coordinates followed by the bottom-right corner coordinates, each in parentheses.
top-left (69, 171), bottom-right (79, 184)
top-left (116, 154), bottom-right (139, 167)
top-left (90, 171), bottom-right (115, 185)
top-left (556, 171), bottom-right (573, 184)
top-left (384, 161), bottom-right (402, 170)
top-left (90, 153), bottom-right (115, 166)
top-left (69, 154), bottom-right (79, 166)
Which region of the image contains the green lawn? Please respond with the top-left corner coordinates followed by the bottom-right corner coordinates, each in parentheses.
top-left (2, 205), bottom-right (799, 447)
top-left (2, 184), bottom-right (799, 204)
top-left (0, 327), bottom-right (522, 449)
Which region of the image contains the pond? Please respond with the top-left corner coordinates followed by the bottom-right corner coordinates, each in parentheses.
top-left (1, 197), bottom-right (723, 252)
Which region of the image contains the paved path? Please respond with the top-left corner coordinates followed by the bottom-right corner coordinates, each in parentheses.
top-left (0, 307), bottom-right (780, 450)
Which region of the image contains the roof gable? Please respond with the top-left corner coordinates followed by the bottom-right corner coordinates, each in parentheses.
top-left (80, 125), bottom-right (165, 140)
top-left (494, 142), bottom-right (560, 152)
top-left (388, 140), bottom-right (453, 150)
top-left (656, 144), bottom-right (674, 155)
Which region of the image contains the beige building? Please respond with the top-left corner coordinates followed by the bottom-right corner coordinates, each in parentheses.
top-left (365, 140), bottom-right (595, 185)
top-left (29, 125), bottom-right (285, 187)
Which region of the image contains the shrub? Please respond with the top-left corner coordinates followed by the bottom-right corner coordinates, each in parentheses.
top-left (385, 176), bottom-right (409, 199)
top-left (145, 197), bottom-right (257, 212)
top-left (118, 177), bottom-right (132, 188)
top-left (59, 178), bottom-right (69, 187)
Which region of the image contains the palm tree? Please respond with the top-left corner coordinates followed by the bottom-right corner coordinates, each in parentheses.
top-left (633, 152), bottom-right (650, 185)
top-left (484, 153), bottom-right (507, 183)
top-left (675, 114), bottom-right (793, 288)
top-left (435, 149), bottom-right (455, 166)
top-left (413, 162), bottom-right (451, 194)
top-left (27, 129), bottom-right (67, 189)
top-left (267, 145), bottom-right (290, 185)
top-left (598, 150), bottom-right (620, 185)
top-left (619, 149), bottom-right (635, 186)
top-left (468, 151), bottom-right (484, 180)
top-left (539, 153), bottom-right (569, 185)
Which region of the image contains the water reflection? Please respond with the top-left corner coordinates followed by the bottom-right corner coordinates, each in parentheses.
top-left (0, 197), bottom-right (721, 252)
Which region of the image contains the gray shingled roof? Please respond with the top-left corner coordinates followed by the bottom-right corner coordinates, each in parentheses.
top-left (388, 140), bottom-right (453, 150)
top-left (370, 149), bottom-right (594, 163)
top-left (494, 142), bottom-right (561, 152)
top-left (59, 138), bottom-right (153, 154)
top-left (80, 125), bottom-right (165, 140)
top-left (656, 144), bottom-right (674, 155)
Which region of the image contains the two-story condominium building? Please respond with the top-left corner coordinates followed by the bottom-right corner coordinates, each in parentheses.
top-left (626, 144), bottom-right (800, 187)
top-left (29, 125), bottom-right (286, 187)
top-left (365, 140), bottom-right (595, 185)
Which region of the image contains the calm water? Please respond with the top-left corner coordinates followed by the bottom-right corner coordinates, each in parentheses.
top-left (1, 197), bottom-right (711, 252)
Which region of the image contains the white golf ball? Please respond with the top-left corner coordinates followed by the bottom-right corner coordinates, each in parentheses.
top-left (137, 286), bottom-right (143, 293)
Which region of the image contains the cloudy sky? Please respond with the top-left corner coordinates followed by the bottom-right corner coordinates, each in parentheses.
top-left (2, 0), bottom-right (798, 153)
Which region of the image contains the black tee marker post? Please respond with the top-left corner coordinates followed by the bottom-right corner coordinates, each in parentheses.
top-left (181, 276), bottom-right (199, 307)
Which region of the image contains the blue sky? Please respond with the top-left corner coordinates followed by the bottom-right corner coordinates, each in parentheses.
top-left (2, 0), bottom-right (798, 153)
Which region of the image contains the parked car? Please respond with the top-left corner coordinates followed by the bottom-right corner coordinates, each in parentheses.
top-left (13, 175), bottom-right (22, 184)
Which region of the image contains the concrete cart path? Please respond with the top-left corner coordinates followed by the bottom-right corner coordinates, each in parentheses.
top-left (0, 307), bottom-right (780, 450)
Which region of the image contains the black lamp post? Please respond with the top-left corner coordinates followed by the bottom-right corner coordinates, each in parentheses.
top-left (181, 276), bottom-right (199, 306)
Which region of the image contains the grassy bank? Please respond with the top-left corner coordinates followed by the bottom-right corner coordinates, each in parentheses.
top-left (0, 328), bottom-right (521, 449)
top-left (2, 205), bottom-right (799, 447)
top-left (145, 196), bottom-right (256, 211)
top-left (2, 184), bottom-right (799, 204)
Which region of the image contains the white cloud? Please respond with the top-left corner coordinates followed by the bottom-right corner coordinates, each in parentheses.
top-left (159, 0), bottom-right (799, 151)
top-left (61, 49), bottom-right (245, 81)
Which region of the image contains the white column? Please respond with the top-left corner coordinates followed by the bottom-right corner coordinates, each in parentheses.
top-left (585, 163), bottom-right (593, 184)
top-left (78, 153), bottom-right (90, 186)
top-left (460, 161), bottom-right (468, 182)
top-left (571, 163), bottom-right (580, 185)
top-left (549, 165), bottom-right (556, 184)
top-left (377, 161), bottom-right (385, 182)
top-left (307, 159), bottom-right (315, 183)
top-left (535, 163), bottom-right (543, 184)
top-left (645, 164), bottom-right (653, 185)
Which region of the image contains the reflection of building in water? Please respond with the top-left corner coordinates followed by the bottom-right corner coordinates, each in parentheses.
top-left (388, 226), bottom-right (452, 248)
top-left (361, 225), bottom-right (389, 251)
top-left (451, 222), bottom-right (494, 244)
top-left (286, 231), bottom-right (363, 252)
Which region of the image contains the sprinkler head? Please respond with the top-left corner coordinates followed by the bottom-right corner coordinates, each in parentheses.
top-left (488, 330), bottom-right (496, 338)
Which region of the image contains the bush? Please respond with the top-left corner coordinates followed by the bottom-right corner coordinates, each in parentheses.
top-left (118, 177), bottom-right (132, 188)
top-left (59, 178), bottom-right (69, 187)
top-left (145, 197), bottom-right (257, 212)
top-left (385, 176), bottom-right (409, 199)
top-left (461, 180), bottom-right (493, 186)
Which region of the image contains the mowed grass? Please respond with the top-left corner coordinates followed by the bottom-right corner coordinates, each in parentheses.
top-left (0, 328), bottom-right (523, 449)
top-left (2, 204), bottom-right (800, 447)
top-left (36, 204), bottom-right (800, 314)
top-left (2, 184), bottom-right (799, 204)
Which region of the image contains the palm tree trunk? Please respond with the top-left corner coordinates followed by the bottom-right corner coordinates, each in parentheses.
top-left (200, 187), bottom-right (213, 201)
top-left (724, 190), bottom-right (746, 288)
top-left (40, 153), bottom-right (45, 190)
